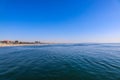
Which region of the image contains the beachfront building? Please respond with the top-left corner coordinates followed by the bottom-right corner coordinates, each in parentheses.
top-left (0, 40), bottom-right (15, 44)
top-left (14, 40), bottom-right (19, 44)
top-left (0, 41), bottom-right (2, 43)
top-left (35, 41), bottom-right (41, 44)
top-left (1, 40), bottom-right (11, 44)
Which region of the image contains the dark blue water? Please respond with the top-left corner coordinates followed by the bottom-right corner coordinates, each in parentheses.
top-left (0, 43), bottom-right (120, 80)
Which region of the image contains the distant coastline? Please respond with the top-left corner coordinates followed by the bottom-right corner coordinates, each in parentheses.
top-left (0, 43), bottom-right (49, 47)
top-left (0, 40), bottom-right (51, 47)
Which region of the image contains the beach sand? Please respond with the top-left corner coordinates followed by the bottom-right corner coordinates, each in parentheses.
top-left (0, 43), bottom-right (43, 47)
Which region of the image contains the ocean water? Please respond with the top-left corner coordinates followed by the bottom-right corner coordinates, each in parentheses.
top-left (0, 43), bottom-right (120, 80)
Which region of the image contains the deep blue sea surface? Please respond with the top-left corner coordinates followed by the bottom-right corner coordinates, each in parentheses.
top-left (0, 43), bottom-right (120, 80)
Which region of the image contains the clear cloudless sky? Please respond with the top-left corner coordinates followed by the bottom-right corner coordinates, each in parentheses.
top-left (0, 0), bottom-right (120, 43)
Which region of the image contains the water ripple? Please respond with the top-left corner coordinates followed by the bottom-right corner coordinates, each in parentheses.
top-left (0, 43), bottom-right (120, 80)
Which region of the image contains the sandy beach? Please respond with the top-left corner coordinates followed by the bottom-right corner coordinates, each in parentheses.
top-left (0, 43), bottom-right (44, 47)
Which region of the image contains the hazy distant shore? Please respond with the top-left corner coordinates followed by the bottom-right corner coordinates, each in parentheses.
top-left (0, 43), bottom-right (49, 47)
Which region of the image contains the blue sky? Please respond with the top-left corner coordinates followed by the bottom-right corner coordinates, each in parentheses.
top-left (0, 0), bottom-right (120, 43)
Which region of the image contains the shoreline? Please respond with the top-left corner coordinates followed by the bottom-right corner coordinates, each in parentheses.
top-left (0, 43), bottom-right (49, 47)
